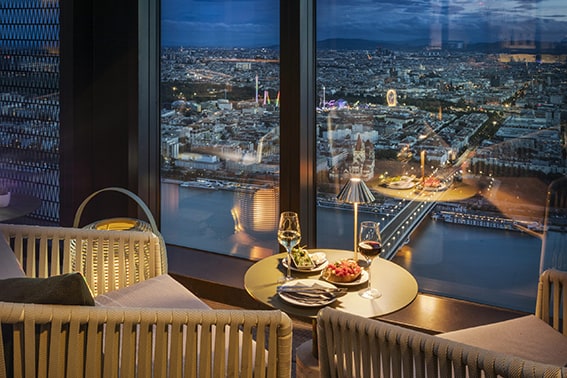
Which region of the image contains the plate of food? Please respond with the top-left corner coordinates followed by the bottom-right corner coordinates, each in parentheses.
top-left (277, 279), bottom-right (340, 307)
top-left (320, 259), bottom-right (369, 286)
top-left (281, 248), bottom-right (328, 272)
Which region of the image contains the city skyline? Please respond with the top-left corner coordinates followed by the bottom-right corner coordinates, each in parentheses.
top-left (161, 0), bottom-right (567, 48)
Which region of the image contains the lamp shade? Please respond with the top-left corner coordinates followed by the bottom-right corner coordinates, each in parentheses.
top-left (337, 178), bottom-right (375, 204)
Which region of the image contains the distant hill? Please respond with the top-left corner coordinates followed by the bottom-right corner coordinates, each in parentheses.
top-left (316, 38), bottom-right (567, 54)
top-left (317, 38), bottom-right (414, 50)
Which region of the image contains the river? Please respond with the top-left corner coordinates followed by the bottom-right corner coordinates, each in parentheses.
top-left (161, 182), bottom-right (544, 312)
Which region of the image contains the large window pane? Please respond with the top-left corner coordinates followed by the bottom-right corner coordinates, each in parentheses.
top-left (160, 1), bottom-right (280, 259)
top-left (316, 0), bottom-right (567, 312)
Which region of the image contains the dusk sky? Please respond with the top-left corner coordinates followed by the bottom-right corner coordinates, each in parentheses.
top-left (161, 0), bottom-right (567, 48)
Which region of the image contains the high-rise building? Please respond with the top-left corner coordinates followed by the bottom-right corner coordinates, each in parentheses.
top-left (0, 0), bottom-right (60, 223)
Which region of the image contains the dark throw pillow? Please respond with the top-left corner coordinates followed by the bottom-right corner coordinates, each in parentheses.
top-left (0, 272), bottom-right (95, 306)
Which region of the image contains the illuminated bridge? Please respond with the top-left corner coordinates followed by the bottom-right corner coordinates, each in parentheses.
top-left (377, 163), bottom-right (472, 259)
top-left (379, 199), bottom-right (438, 260)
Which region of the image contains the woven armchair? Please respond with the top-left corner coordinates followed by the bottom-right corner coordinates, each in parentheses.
top-left (317, 268), bottom-right (567, 377)
top-left (0, 224), bottom-right (293, 377)
top-left (0, 223), bottom-right (166, 296)
top-left (0, 303), bottom-right (292, 378)
top-left (317, 307), bottom-right (565, 378)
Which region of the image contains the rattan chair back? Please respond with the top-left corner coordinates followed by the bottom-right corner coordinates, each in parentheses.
top-left (0, 224), bottom-right (166, 296)
top-left (317, 307), bottom-right (565, 378)
top-left (0, 303), bottom-right (293, 378)
top-left (536, 268), bottom-right (567, 336)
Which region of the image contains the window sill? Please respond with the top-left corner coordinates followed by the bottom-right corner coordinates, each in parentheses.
top-left (167, 244), bottom-right (529, 333)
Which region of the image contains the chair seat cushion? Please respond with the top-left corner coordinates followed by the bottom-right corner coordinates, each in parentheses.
top-left (0, 236), bottom-right (24, 279)
top-left (437, 315), bottom-right (567, 366)
top-left (94, 274), bottom-right (211, 309)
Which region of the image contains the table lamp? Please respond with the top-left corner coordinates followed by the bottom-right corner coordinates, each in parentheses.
top-left (337, 177), bottom-right (376, 261)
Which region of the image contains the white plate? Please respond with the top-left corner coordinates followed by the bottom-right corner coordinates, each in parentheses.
top-left (281, 252), bottom-right (328, 272)
top-left (278, 279), bottom-right (338, 307)
top-left (321, 269), bottom-right (369, 286)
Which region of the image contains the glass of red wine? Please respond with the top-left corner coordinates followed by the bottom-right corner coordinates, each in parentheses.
top-left (358, 221), bottom-right (382, 299)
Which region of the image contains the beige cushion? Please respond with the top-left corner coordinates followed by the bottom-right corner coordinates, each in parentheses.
top-left (0, 236), bottom-right (24, 279)
top-left (438, 315), bottom-right (567, 366)
top-left (94, 274), bottom-right (211, 309)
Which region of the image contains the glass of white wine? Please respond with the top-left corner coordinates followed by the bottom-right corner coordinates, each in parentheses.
top-left (358, 221), bottom-right (382, 299)
top-left (277, 211), bottom-right (301, 282)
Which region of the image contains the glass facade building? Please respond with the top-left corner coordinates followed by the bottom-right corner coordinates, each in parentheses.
top-left (0, 0), bottom-right (60, 223)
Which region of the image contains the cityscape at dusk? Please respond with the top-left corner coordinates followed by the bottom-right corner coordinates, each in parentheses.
top-left (159, 0), bottom-right (566, 310)
top-left (3, 1), bottom-right (567, 370)
top-left (0, 0), bottom-right (565, 311)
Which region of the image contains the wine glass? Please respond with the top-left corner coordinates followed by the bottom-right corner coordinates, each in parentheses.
top-left (277, 211), bottom-right (301, 282)
top-left (358, 221), bottom-right (382, 299)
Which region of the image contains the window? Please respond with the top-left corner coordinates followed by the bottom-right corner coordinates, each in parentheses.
top-left (160, 0), bottom-right (567, 312)
top-left (315, 0), bottom-right (567, 312)
top-left (160, 1), bottom-right (281, 259)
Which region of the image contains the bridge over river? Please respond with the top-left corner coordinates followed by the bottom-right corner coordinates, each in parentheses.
top-left (374, 167), bottom-right (477, 259)
top-left (379, 199), bottom-right (437, 259)
top-left (319, 183), bottom-right (471, 260)
top-left (375, 179), bottom-right (475, 259)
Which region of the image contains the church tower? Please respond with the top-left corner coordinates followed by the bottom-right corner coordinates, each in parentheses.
top-left (353, 134), bottom-right (366, 168)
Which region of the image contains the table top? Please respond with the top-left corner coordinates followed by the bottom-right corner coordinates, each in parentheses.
top-left (244, 249), bottom-right (418, 319)
top-left (0, 193), bottom-right (42, 222)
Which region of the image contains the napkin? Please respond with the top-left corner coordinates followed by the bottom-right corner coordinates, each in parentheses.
top-left (278, 283), bottom-right (345, 305)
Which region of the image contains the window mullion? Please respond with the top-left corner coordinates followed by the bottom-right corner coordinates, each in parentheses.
top-left (280, 0), bottom-right (317, 248)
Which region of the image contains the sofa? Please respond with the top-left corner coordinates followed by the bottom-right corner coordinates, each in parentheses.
top-left (317, 269), bottom-right (567, 377)
top-left (0, 224), bottom-right (293, 377)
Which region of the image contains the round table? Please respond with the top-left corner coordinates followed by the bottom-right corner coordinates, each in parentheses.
top-left (0, 193), bottom-right (42, 222)
top-left (244, 249), bottom-right (418, 320)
